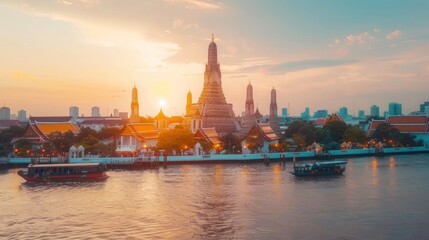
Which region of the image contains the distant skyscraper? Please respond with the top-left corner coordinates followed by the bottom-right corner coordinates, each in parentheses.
top-left (245, 82), bottom-right (255, 117)
top-left (69, 106), bottom-right (79, 119)
top-left (338, 107), bottom-right (348, 118)
top-left (388, 102), bottom-right (402, 116)
top-left (91, 106), bottom-right (101, 117)
top-left (18, 109), bottom-right (27, 122)
top-left (313, 110), bottom-right (328, 118)
top-left (0, 106), bottom-right (11, 120)
top-left (119, 112), bottom-right (128, 120)
top-left (113, 108), bottom-right (119, 117)
top-left (130, 85), bottom-right (140, 123)
top-left (301, 107), bottom-right (310, 120)
top-left (358, 110), bottom-right (365, 119)
top-left (281, 108), bottom-right (288, 117)
top-left (370, 105), bottom-right (380, 118)
top-left (419, 101), bottom-right (429, 113)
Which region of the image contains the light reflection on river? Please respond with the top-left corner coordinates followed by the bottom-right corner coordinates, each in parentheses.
top-left (1, 154), bottom-right (429, 239)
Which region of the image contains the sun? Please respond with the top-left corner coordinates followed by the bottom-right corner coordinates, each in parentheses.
top-left (159, 99), bottom-right (166, 108)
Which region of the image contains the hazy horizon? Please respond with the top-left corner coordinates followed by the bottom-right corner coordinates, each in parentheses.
top-left (1, 0), bottom-right (429, 117)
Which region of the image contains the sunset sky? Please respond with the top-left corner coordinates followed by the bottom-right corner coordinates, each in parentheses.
top-left (1, 0), bottom-right (429, 117)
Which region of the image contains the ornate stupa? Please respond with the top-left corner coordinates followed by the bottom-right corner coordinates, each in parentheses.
top-left (185, 34), bottom-right (240, 136)
top-left (129, 84), bottom-right (140, 123)
top-left (239, 81), bottom-right (261, 137)
top-left (268, 87), bottom-right (281, 135)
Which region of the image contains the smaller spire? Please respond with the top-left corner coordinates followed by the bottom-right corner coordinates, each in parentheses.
top-left (211, 33), bottom-right (214, 42)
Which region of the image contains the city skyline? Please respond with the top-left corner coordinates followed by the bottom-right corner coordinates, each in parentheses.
top-left (1, 1), bottom-right (429, 117)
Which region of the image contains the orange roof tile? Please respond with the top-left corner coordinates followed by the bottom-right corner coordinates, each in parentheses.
top-left (36, 123), bottom-right (80, 135)
top-left (387, 116), bottom-right (428, 124)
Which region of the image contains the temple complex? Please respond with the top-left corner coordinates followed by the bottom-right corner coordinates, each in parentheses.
top-left (184, 35), bottom-right (240, 136)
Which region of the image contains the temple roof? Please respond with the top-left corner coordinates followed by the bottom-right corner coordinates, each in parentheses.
top-left (15, 117), bottom-right (80, 143)
top-left (155, 108), bottom-right (168, 120)
top-left (119, 123), bottom-right (159, 140)
top-left (194, 127), bottom-right (221, 145)
top-left (36, 123), bottom-right (80, 135)
top-left (325, 113), bottom-right (344, 124)
top-left (246, 123), bottom-right (279, 142)
top-left (367, 116), bottom-right (429, 137)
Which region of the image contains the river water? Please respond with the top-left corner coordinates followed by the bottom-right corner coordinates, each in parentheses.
top-left (1, 154), bottom-right (429, 240)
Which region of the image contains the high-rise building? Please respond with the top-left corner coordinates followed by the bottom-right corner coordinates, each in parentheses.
top-left (184, 34), bottom-right (239, 135)
top-left (388, 102), bottom-right (402, 116)
top-left (268, 87), bottom-right (280, 135)
top-left (0, 106), bottom-right (11, 120)
top-left (113, 108), bottom-right (119, 117)
top-left (358, 110), bottom-right (365, 119)
top-left (69, 106), bottom-right (79, 120)
top-left (91, 106), bottom-right (100, 117)
top-left (419, 101), bottom-right (429, 113)
top-left (301, 107), bottom-right (310, 120)
top-left (119, 112), bottom-right (128, 120)
top-left (338, 107), bottom-right (348, 118)
top-left (370, 105), bottom-right (380, 118)
top-left (281, 108), bottom-right (288, 117)
top-left (18, 109), bottom-right (27, 122)
top-left (313, 110), bottom-right (328, 118)
top-left (130, 85), bottom-right (140, 123)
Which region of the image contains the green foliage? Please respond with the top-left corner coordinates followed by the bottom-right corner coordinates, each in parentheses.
top-left (221, 133), bottom-right (241, 153)
top-left (293, 133), bottom-right (306, 151)
top-left (323, 120), bottom-right (348, 143)
top-left (157, 128), bottom-right (195, 154)
top-left (284, 120), bottom-right (307, 138)
top-left (246, 135), bottom-right (263, 153)
top-left (343, 126), bottom-right (367, 144)
top-left (97, 127), bottom-right (121, 140)
top-left (198, 140), bottom-right (213, 153)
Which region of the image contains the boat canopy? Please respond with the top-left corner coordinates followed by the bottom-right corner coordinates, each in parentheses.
top-left (28, 163), bottom-right (103, 168)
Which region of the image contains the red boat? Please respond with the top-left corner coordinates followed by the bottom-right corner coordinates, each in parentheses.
top-left (18, 163), bottom-right (109, 182)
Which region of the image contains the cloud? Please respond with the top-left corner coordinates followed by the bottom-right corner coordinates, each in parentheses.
top-left (56, 0), bottom-right (99, 8)
top-left (235, 58), bottom-right (357, 75)
top-left (164, 0), bottom-right (221, 9)
top-left (386, 30), bottom-right (402, 40)
top-left (346, 32), bottom-right (375, 45)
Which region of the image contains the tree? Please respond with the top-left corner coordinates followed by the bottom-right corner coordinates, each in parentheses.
top-left (343, 126), bottom-right (367, 144)
top-left (284, 120), bottom-right (307, 138)
top-left (221, 133), bottom-right (241, 153)
top-left (293, 133), bottom-right (306, 151)
top-left (323, 120), bottom-right (348, 143)
top-left (97, 127), bottom-right (121, 140)
top-left (0, 126), bottom-right (24, 156)
top-left (246, 135), bottom-right (263, 153)
top-left (297, 124), bottom-right (316, 146)
top-left (157, 128), bottom-right (195, 154)
top-left (398, 133), bottom-right (417, 147)
top-left (372, 123), bottom-right (401, 146)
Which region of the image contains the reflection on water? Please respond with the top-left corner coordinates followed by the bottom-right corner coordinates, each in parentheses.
top-left (1, 155), bottom-right (429, 239)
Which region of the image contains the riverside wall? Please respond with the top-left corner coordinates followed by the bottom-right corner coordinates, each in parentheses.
top-left (5, 146), bottom-right (429, 168)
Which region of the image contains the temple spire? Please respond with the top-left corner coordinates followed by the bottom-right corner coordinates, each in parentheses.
top-left (211, 33), bottom-right (214, 42)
